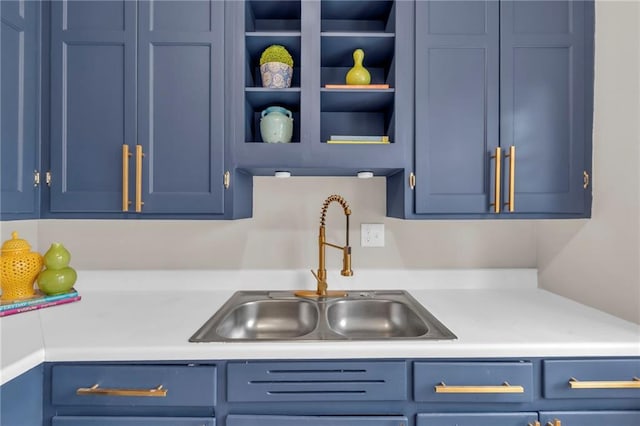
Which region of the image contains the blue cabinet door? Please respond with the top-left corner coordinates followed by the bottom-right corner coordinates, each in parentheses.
top-left (414, 0), bottom-right (499, 214)
top-left (1, 0), bottom-right (40, 219)
top-left (137, 0), bottom-right (225, 214)
top-left (540, 411), bottom-right (640, 426)
top-left (418, 413), bottom-right (538, 426)
top-left (0, 365), bottom-right (43, 426)
top-left (500, 0), bottom-right (591, 215)
top-left (49, 0), bottom-right (137, 214)
top-left (53, 417), bottom-right (214, 426)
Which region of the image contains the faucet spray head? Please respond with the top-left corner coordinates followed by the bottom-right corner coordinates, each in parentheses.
top-left (341, 246), bottom-right (353, 276)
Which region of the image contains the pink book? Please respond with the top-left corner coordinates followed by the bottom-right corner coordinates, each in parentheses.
top-left (0, 295), bottom-right (82, 318)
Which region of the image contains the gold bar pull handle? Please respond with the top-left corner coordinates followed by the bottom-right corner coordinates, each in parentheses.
top-left (77, 384), bottom-right (167, 398)
top-left (434, 381), bottom-right (524, 394)
top-left (135, 145), bottom-right (144, 212)
top-left (122, 145), bottom-right (132, 211)
top-left (490, 147), bottom-right (502, 213)
top-left (569, 376), bottom-right (640, 389)
top-left (546, 420), bottom-right (561, 426)
top-left (504, 145), bottom-right (515, 212)
top-left (528, 422), bottom-right (541, 426)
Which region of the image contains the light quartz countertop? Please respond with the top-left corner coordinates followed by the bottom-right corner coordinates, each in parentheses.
top-left (1, 269), bottom-right (639, 386)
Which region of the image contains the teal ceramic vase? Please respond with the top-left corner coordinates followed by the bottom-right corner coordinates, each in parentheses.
top-left (260, 106), bottom-right (293, 143)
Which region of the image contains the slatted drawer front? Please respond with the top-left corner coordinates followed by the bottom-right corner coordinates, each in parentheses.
top-left (227, 415), bottom-right (408, 426)
top-left (414, 361), bottom-right (534, 402)
top-left (417, 412), bottom-right (538, 426)
top-left (51, 365), bottom-right (216, 407)
top-left (52, 417), bottom-right (215, 426)
top-left (543, 359), bottom-right (640, 399)
top-left (227, 361), bottom-right (407, 402)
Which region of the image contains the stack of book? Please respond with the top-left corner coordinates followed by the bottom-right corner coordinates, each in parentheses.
top-left (0, 289), bottom-right (81, 317)
top-left (327, 135), bottom-right (390, 144)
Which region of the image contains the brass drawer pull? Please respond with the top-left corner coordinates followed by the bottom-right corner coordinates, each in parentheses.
top-left (77, 384), bottom-right (168, 397)
top-left (434, 381), bottom-right (524, 393)
top-left (569, 376), bottom-right (640, 389)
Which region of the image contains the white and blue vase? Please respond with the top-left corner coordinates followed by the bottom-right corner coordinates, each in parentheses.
top-left (260, 62), bottom-right (293, 88)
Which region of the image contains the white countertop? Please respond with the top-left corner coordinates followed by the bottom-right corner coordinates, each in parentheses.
top-left (1, 269), bottom-right (639, 386)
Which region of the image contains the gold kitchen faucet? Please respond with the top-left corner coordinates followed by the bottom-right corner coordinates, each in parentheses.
top-left (295, 194), bottom-right (352, 298)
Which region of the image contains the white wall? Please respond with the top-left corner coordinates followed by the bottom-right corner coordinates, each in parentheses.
top-left (1, 1), bottom-right (638, 323)
top-left (536, 0), bottom-right (640, 324)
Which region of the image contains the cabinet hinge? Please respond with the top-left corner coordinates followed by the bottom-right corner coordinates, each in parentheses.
top-left (409, 172), bottom-right (416, 190)
top-left (224, 171), bottom-right (230, 189)
top-left (583, 170), bottom-right (590, 189)
top-left (46, 171), bottom-right (52, 187)
top-left (33, 170), bottom-right (40, 187)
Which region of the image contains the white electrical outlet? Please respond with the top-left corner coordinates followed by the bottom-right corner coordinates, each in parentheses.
top-left (360, 223), bottom-right (385, 247)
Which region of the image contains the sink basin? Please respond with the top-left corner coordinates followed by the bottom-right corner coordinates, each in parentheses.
top-left (189, 290), bottom-right (456, 342)
top-left (326, 299), bottom-right (429, 338)
top-left (216, 299), bottom-right (319, 339)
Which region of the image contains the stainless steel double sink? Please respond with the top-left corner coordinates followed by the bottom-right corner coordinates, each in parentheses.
top-left (189, 290), bottom-right (456, 342)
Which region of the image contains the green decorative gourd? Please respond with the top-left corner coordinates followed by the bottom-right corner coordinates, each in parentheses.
top-left (346, 49), bottom-right (371, 85)
top-left (37, 243), bottom-right (77, 295)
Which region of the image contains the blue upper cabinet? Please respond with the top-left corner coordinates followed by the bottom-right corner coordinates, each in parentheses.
top-left (395, 0), bottom-right (594, 219)
top-left (413, 0), bottom-right (499, 215)
top-left (137, 0), bottom-right (225, 215)
top-left (47, 0), bottom-right (242, 218)
top-left (500, 0), bottom-right (590, 215)
top-left (49, 0), bottom-right (137, 215)
top-left (1, 0), bottom-right (40, 220)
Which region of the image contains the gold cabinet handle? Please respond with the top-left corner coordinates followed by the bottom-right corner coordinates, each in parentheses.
top-left (528, 422), bottom-right (541, 426)
top-left (569, 376), bottom-right (640, 389)
top-left (504, 145), bottom-right (515, 212)
top-left (434, 381), bottom-right (524, 394)
top-left (546, 420), bottom-right (561, 426)
top-left (135, 145), bottom-right (144, 212)
top-left (122, 145), bottom-right (132, 211)
top-left (490, 147), bottom-right (502, 213)
top-left (77, 384), bottom-right (167, 397)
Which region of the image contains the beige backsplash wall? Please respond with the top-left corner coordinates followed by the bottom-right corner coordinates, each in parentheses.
top-left (31, 177), bottom-right (537, 270)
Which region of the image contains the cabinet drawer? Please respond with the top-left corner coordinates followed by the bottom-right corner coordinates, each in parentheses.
top-left (414, 362), bottom-right (534, 402)
top-left (417, 413), bottom-right (538, 426)
top-left (543, 359), bottom-right (640, 399)
top-left (52, 417), bottom-right (215, 426)
top-left (227, 415), bottom-right (407, 426)
top-left (539, 411), bottom-right (640, 426)
top-left (51, 365), bottom-right (216, 407)
top-left (227, 361), bottom-right (407, 402)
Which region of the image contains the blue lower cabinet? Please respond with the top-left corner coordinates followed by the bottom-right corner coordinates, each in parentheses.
top-left (539, 411), bottom-right (640, 426)
top-left (227, 415), bottom-right (407, 426)
top-left (52, 417), bottom-right (214, 426)
top-left (0, 365), bottom-right (43, 426)
top-left (417, 413), bottom-right (538, 426)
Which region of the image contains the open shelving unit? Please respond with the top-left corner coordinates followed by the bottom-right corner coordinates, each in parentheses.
top-left (233, 0), bottom-right (411, 175)
top-left (320, 0), bottom-right (396, 144)
top-left (244, 0), bottom-right (301, 143)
